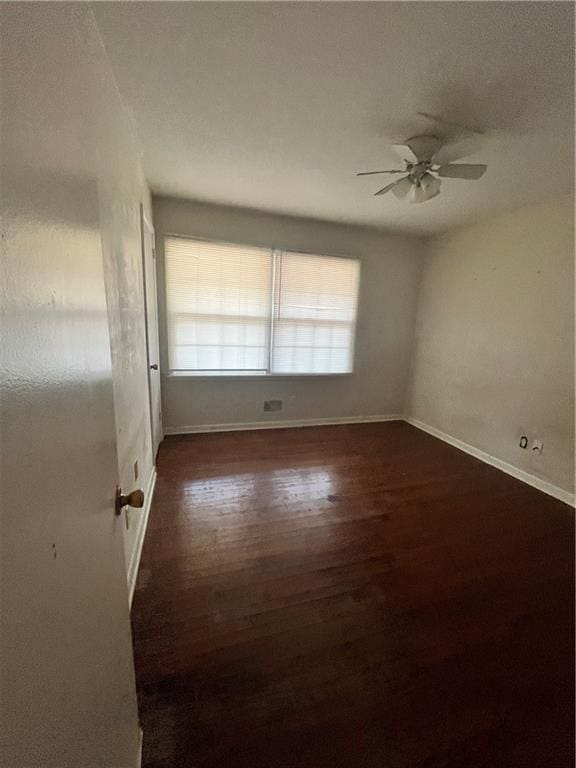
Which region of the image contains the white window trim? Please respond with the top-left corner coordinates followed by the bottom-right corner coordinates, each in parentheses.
top-left (169, 371), bottom-right (355, 379)
top-left (163, 235), bottom-right (361, 379)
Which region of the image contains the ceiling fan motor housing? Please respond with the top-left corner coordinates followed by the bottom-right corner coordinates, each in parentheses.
top-left (407, 160), bottom-right (435, 181)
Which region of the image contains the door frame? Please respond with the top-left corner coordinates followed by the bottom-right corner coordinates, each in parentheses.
top-left (140, 204), bottom-right (163, 460)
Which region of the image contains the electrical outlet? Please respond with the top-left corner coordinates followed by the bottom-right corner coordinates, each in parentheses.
top-left (134, 460), bottom-right (139, 481)
top-left (531, 439), bottom-right (543, 455)
top-left (519, 435), bottom-right (528, 449)
top-left (264, 399), bottom-right (283, 412)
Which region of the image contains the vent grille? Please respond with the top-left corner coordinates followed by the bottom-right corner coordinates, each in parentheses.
top-left (263, 400), bottom-right (283, 412)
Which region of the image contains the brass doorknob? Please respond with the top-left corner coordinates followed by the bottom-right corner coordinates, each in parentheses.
top-left (115, 487), bottom-right (144, 515)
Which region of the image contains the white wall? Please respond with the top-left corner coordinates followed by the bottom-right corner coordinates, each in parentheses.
top-left (153, 196), bottom-right (424, 431)
top-left (407, 196), bottom-right (575, 494)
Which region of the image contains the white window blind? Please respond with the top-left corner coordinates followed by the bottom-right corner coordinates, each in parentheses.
top-left (164, 236), bottom-right (360, 376)
top-left (165, 237), bottom-right (272, 373)
top-left (272, 252), bottom-right (360, 374)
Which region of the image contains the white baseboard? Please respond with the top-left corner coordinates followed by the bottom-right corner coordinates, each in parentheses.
top-left (128, 466), bottom-right (157, 606)
top-left (405, 417), bottom-right (575, 507)
top-left (137, 728), bottom-right (143, 768)
top-left (164, 414), bottom-right (403, 436)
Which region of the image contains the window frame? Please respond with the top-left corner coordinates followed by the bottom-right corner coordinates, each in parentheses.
top-left (163, 234), bottom-right (361, 379)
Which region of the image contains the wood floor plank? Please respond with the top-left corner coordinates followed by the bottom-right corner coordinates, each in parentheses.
top-left (132, 422), bottom-right (574, 768)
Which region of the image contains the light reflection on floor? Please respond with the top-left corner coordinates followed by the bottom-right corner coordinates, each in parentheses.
top-left (160, 466), bottom-right (343, 568)
top-left (181, 466), bottom-right (336, 508)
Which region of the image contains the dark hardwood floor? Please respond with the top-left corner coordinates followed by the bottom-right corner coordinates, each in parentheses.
top-left (132, 421), bottom-right (574, 768)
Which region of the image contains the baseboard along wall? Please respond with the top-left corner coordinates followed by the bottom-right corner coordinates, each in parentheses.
top-left (127, 466), bottom-right (157, 606)
top-left (163, 414), bottom-right (404, 435)
top-left (405, 417), bottom-right (574, 507)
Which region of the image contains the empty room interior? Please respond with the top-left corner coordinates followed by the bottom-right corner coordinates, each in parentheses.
top-left (2, 2), bottom-right (575, 767)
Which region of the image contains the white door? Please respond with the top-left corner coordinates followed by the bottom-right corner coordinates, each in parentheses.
top-left (0, 5), bottom-right (141, 767)
top-left (141, 207), bottom-right (163, 459)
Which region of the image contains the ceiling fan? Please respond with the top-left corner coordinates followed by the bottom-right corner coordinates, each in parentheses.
top-left (357, 135), bottom-right (487, 203)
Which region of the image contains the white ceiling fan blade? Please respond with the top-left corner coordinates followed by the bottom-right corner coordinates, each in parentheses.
top-left (404, 135), bottom-right (442, 162)
top-left (432, 138), bottom-right (481, 165)
top-left (390, 176), bottom-right (413, 200)
top-left (437, 163), bottom-right (487, 180)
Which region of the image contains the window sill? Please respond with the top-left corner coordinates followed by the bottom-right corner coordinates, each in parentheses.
top-left (167, 371), bottom-right (354, 380)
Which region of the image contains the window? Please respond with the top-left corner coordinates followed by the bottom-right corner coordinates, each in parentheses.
top-left (165, 238), bottom-right (272, 374)
top-left (164, 236), bottom-right (360, 376)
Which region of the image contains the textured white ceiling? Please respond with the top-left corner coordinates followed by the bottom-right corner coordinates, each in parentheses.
top-left (94, 1), bottom-right (574, 235)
